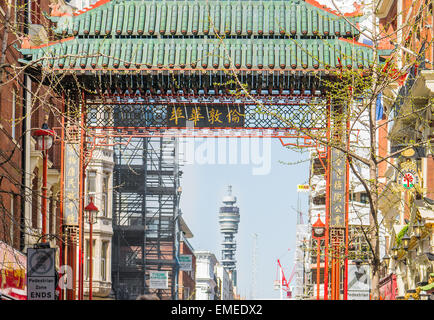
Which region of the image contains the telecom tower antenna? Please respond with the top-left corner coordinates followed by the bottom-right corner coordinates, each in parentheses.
top-left (218, 185), bottom-right (240, 287)
top-left (251, 233), bottom-right (258, 300)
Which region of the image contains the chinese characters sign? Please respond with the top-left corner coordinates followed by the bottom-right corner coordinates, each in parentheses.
top-left (330, 147), bottom-right (347, 228)
top-left (64, 143), bottom-right (79, 226)
top-left (167, 105), bottom-right (245, 127)
top-left (297, 184), bottom-right (310, 192)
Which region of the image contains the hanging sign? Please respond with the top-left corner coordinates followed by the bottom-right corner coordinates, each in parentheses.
top-left (390, 145), bottom-right (426, 159)
top-left (297, 184), bottom-right (310, 192)
top-left (330, 147), bottom-right (347, 228)
top-left (63, 143), bottom-right (80, 226)
top-left (398, 159), bottom-right (419, 190)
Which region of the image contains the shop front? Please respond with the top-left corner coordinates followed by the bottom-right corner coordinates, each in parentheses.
top-left (379, 273), bottom-right (397, 300)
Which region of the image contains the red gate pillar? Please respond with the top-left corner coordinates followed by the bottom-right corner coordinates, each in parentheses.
top-left (343, 117), bottom-right (350, 300)
top-left (324, 101), bottom-right (331, 300)
top-left (328, 125), bottom-right (348, 299)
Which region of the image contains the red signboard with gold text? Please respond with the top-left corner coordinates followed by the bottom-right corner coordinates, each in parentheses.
top-left (0, 241), bottom-right (27, 300)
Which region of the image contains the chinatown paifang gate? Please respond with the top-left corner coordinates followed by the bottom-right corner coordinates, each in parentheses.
top-left (20, 0), bottom-right (372, 300)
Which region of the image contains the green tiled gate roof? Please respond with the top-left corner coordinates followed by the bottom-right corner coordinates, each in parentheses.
top-left (24, 38), bottom-right (372, 71)
top-left (20, 0), bottom-right (372, 72)
top-left (61, 0), bottom-right (359, 37)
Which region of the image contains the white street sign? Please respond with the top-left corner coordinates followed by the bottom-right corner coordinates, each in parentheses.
top-left (27, 248), bottom-right (56, 300)
top-left (149, 271), bottom-right (168, 289)
top-left (27, 277), bottom-right (56, 300)
top-left (347, 263), bottom-right (370, 300)
top-left (179, 255), bottom-right (193, 271)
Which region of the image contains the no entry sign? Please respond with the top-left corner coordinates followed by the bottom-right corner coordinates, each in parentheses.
top-left (27, 247), bottom-right (56, 300)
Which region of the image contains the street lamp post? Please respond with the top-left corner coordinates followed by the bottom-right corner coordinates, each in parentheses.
top-left (312, 214), bottom-right (326, 300)
top-left (402, 232), bottom-right (411, 251)
top-left (84, 197), bottom-right (99, 300)
top-left (382, 253), bottom-right (390, 269)
top-left (32, 122), bottom-right (55, 243)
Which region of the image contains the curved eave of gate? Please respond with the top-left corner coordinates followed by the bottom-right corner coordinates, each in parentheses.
top-left (18, 37), bottom-right (373, 73)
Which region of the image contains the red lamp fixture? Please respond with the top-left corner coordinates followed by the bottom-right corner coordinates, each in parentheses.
top-left (84, 197), bottom-right (99, 219)
top-left (312, 213), bottom-right (325, 300)
top-left (312, 213), bottom-right (326, 239)
top-left (33, 123), bottom-right (55, 151)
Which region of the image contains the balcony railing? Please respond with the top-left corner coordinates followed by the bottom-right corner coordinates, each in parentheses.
top-left (391, 41), bottom-right (427, 116)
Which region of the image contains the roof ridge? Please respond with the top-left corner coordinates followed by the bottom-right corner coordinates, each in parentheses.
top-left (74, 0), bottom-right (111, 16)
top-left (305, 0), bottom-right (363, 17)
top-left (338, 37), bottom-right (372, 48)
top-left (68, 0), bottom-right (365, 20)
top-left (28, 36), bottom-right (75, 50)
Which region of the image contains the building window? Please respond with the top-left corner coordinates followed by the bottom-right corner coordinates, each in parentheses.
top-left (31, 168), bottom-right (39, 229)
top-left (184, 287), bottom-right (190, 300)
top-left (49, 189), bottom-right (54, 236)
top-left (313, 195), bottom-right (326, 205)
top-left (30, 0), bottom-right (42, 24)
top-left (10, 196), bottom-right (15, 246)
top-left (85, 239), bottom-right (95, 280)
top-left (348, 226), bottom-right (372, 261)
top-left (101, 241), bottom-right (108, 281)
top-left (11, 89), bottom-right (17, 139)
top-left (86, 170), bottom-right (96, 203)
top-left (13, 0), bottom-right (18, 25)
top-left (102, 173), bottom-right (109, 217)
top-left (360, 192), bottom-right (368, 204)
top-left (85, 240), bottom-right (90, 280)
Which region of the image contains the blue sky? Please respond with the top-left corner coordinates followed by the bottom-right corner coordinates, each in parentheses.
top-left (179, 138), bottom-right (310, 299)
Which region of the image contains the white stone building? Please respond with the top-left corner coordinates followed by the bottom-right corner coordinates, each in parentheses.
top-left (215, 263), bottom-right (234, 300)
top-left (194, 250), bottom-right (218, 300)
top-left (83, 145), bottom-right (114, 299)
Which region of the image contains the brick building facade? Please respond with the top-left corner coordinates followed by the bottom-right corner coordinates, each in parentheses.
top-left (377, 0), bottom-right (434, 300)
top-left (0, 0), bottom-right (64, 300)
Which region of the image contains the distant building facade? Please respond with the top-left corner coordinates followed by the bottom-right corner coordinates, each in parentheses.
top-left (178, 217), bottom-right (196, 300)
top-left (195, 251), bottom-right (218, 300)
top-left (215, 263), bottom-right (234, 300)
top-left (83, 146), bottom-right (114, 299)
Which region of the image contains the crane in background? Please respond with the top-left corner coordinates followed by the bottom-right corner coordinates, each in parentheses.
top-left (275, 258), bottom-right (297, 299)
top-left (290, 205), bottom-right (305, 225)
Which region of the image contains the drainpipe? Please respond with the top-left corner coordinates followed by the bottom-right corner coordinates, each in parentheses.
top-left (21, 0), bottom-right (32, 251)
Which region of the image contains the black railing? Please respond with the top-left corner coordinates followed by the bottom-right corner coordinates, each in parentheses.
top-left (391, 41), bottom-right (427, 116)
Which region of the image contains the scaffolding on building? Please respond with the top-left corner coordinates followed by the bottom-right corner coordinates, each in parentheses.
top-left (294, 216), bottom-right (310, 299)
top-left (111, 136), bottom-right (181, 300)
